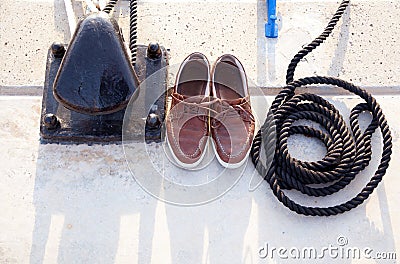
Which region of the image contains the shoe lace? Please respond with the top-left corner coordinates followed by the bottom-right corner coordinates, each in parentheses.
top-left (169, 94), bottom-right (217, 122)
top-left (211, 99), bottom-right (255, 129)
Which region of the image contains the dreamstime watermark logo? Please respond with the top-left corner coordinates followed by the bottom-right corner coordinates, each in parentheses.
top-left (258, 235), bottom-right (397, 260)
top-left (122, 62), bottom-right (275, 206)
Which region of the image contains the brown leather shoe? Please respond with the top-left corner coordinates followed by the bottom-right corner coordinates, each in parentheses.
top-left (211, 54), bottom-right (255, 168)
top-left (166, 53), bottom-right (211, 168)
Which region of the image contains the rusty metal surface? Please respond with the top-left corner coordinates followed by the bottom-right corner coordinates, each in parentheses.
top-left (53, 12), bottom-right (140, 115)
top-left (40, 43), bottom-right (168, 144)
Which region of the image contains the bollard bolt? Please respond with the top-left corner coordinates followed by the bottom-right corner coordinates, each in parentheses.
top-left (51, 42), bottom-right (66, 58)
top-left (43, 113), bottom-right (59, 130)
top-left (146, 113), bottom-right (161, 129)
top-left (147, 42), bottom-right (162, 59)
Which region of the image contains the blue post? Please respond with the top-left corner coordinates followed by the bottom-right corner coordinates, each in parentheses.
top-left (265, 0), bottom-right (278, 38)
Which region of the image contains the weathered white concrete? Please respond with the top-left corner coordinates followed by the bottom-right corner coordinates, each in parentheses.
top-left (0, 95), bottom-right (399, 263)
top-left (1, 0), bottom-right (400, 88)
top-left (1, 0), bottom-right (400, 263)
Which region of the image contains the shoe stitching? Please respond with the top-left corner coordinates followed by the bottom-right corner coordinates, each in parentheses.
top-left (168, 114), bottom-right (208, 159)
top-left (167, 95), bottom-right (216, 160)
top-left (211, 99), bottom-right (255, 159)
top-left (213, 127), bottom-right (252, 158)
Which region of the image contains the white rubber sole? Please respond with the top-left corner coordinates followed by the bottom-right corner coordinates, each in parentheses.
top-left (165, 134), bottom-right (210, 169)
top-left (211, 139), bottom-right (250, 169)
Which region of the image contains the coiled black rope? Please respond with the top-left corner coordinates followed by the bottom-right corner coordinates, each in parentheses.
top-left (250, 0), bottom-right (392, 216)
top-left (129, 0), bottom-right (138, 65)
top-left (103, 0), bottom-right (119, 14)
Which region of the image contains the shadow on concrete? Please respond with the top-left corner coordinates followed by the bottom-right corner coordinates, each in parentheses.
top-left (28, 98), bottom-right (396, 263)
top-left (327, 5), bottom-right (351, 78)
top-left (29, 141), bottom-right (254, 263)
top-left (164, 181), bottom-right (252, 263)
top-left (53, 0), bottom-right (72, 43)
top-left (29, 143), bottom-right (158, 263)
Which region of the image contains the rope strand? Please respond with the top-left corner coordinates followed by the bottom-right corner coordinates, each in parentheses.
top-left (130, 0), bottom-right (138, 65)
top-left (103, 0), bottom-right (119, 14)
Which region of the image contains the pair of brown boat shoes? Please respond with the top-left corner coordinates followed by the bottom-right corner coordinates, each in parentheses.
top-left (166, 53), bottom-right (255, 169)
